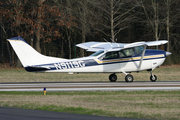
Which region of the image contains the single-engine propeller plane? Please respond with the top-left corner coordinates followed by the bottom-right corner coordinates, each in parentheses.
top-left (8, 36), bottom-right (171, 82)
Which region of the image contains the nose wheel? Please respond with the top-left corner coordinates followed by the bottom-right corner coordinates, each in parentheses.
top-left (150, 71), bottom-right (157, 82)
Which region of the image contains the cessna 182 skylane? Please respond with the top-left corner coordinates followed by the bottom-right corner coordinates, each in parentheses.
top-left (8, 36), bottom-right (171, 82)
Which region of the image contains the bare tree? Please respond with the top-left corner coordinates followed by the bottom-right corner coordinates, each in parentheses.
top-left (140, 0), bottom-right (164, 49)
top-left (67, 0), bottom-right (97, 57)
top-left (54, 0), bottom-right (76, 59)
top-left (73, 0), bottom-right (89, 57)
top-left (163, 0), bottom-right (180, 52)
top-left (96, 0), bottom-right (136, 41)
top-left (165, 0), bottom-right (171, 51)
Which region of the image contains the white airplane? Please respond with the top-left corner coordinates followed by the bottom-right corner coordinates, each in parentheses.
top-left (8, 36), bottom-right (171, 82)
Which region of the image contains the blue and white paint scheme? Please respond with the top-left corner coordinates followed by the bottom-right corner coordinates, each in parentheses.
top-left (7, 36), bottom-right (171, 82)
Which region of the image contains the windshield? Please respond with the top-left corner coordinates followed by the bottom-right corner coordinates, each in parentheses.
top-left (99, 51), bottom-right (118, 60)
top-left (89, 50), bottom-right (104, 57)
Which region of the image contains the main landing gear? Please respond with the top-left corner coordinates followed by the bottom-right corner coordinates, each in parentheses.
top-left (109, 70), bottom-right (157, 82)
top-left (109, 73), bottom-right (134, 82)
top-left (109, 73), bottom-right (117, 82)
top-left (125, 74), bottom-right (134, 82)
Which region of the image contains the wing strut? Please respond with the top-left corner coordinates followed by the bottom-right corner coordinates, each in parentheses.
top-left (138, 44), bottom-right (147, 71)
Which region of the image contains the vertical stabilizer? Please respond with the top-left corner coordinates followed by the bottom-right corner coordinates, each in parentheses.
top-left (7, 36), bottom-right (67, 67)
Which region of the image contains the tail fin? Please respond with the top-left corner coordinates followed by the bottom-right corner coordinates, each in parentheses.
top-left (7, 36), bottom-right (67, 67)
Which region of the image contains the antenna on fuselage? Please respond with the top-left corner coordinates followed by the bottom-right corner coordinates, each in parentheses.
top-left (103, 38), bottom-right (109, 42)
top-left (110, 38), bottom-right (115, 43)
top-left (110, 38), bottom-right (120, 48)
top-left (103, 38), bottom-right (113, 48)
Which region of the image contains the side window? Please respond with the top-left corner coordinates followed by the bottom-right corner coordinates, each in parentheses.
top-left (135, 46), bottom-right (143, 55)
top-left (100, 51), bottom-right (118, 60)
top-left (119, 48), bottom-right (134, 57)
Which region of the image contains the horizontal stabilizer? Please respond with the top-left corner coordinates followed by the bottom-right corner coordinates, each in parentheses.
top-left (25, 66), bottom-right (50, 72)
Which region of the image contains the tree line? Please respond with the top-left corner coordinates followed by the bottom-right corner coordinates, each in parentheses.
top-left (0, 0), bottom-right (180, 66)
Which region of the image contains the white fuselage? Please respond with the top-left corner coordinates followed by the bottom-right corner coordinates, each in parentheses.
top-left (39, 52), bottom-right (166, 73)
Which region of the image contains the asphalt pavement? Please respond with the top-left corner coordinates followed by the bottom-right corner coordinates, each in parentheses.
top-left (1, 81), bottom-right (180, 91)
top-left (0, 107), bottom-right (150, 120)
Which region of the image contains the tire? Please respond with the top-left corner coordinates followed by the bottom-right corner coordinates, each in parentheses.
top-left (125, 74), bottom-right (134, 82)
top-left (109, 74), bottom-right (117, 82)
top-left (150, 75), bottom-right (157, 82)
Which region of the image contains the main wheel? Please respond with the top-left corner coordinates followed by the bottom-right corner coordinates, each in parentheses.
top-left (125, 74), bottom-right (134, 82)
top-left (150, 75), bottom-right (157, 82)
top-left (109, 74), bottom-right (117, 82)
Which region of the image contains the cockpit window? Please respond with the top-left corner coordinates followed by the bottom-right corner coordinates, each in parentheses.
top-left (119, 48), bottom-right (134, 57)
top-left (90, 50), bottom-right (104, 57)
top-left (99, 51), bottom-right (118, 60)
top-left (135, 46), bottom-right (143, 55)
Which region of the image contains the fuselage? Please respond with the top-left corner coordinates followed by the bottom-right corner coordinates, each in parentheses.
top-left (25, 48), bottom-right (166, 73)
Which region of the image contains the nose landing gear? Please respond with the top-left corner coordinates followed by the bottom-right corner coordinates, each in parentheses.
top-left (150, 71), bottom-right (157, 82)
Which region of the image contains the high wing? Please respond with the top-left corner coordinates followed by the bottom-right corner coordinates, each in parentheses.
top-left (76, 40), bottom-right (168, 52)
top-left (76, 40), bottom-right (168, 71)
top-left (76, 42), bottom-right (127, 52)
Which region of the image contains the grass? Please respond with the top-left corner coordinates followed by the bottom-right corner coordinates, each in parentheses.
top-left (0, 65), bottom-right (180, 82)
top-left (0, 91), bottom-right (180, 120)
top-left (0, 65), bottom-right (180, 119)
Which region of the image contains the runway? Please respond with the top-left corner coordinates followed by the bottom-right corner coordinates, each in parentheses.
top-left (0, 107), bottom-right (146, 120)
top-left (0, 81), bottom-right (180, 91)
